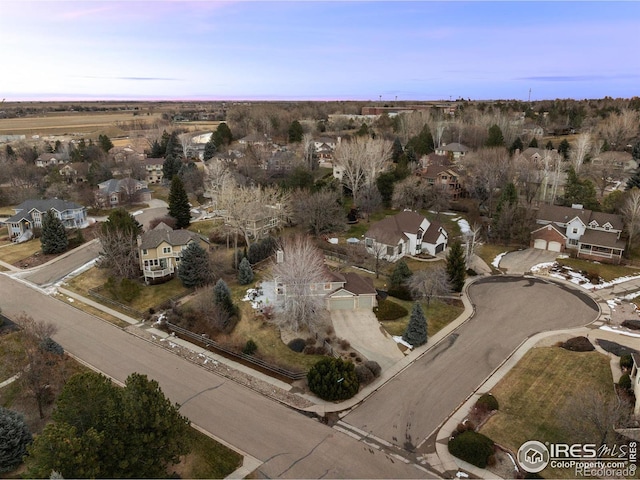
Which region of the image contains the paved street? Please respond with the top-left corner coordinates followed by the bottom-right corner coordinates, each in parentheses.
top-left (0, 275), bottom-right (426, 479)
top-left (342, 276), bottom-right (599, 451)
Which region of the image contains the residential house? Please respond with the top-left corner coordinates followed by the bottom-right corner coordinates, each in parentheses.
top-left (522, 123), bottom-right (544, 138)
top-left (417, 164), bottom-right (463, 200)
top-left (238, 133), bottom-right (271, 146)
top-left (96, 178), bottom-right (151, 208)
top-left (592, 151), bottom-right (637, 172)
top-left (520, 147), bottom-right (545, 162)
top-left (434, 142), bottom-right (469, 161)
top-left (4, 198), bottom-right (87, 241)
top-left (364, 210), bottom-right (448, 262)
top-left (531, 204), bottom-right (626, 263)
top-left (59, 162), bottom-right (89, 183)
top-left (109, 145), bottom-right (145, 164)
top-left (266, 150), bottom-right (300, 174)
top-left (313, 137), bottom-right (339, 151)
top-left (275, 269), bottom-right (377, 311)
top-left (138, 222), bottom-right (209, 283)
top-left (35, 153), bottom-right (66, 168)
top-left (224, 203), bottom-right (287, 240)
top-left (144, 158), bottom-right (164, 184)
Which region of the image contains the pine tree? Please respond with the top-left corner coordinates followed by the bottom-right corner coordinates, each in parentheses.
top-left (162, 156), bottom-right (182, 182)
top-left (41, 209), bottom-right (68, 254)
top-left (509, 137), bottom-right (523, 155)
top-left (446, 241), bottom-right (466, 292)
top-left (545, 140), bottom-right (554, 150)
top-left (177, 242), bottom-right (212, 288)
top-left (203, 135), bottom-right (217, 160)
top-left (150, 139), bottom-right (164, 158)
top-left (558, 139), bottom-right (571, 160)
top-left (402, 302), bottom-right (428, 347)
top-left (97, 134), bottom-right (113, 153)
top-left (528, 137), bottom-right (538, 148)
top-left (406, 124), bottom-right (434, 156)
top-left (389, 259), bottom-right (412, 288)
top-left (213, 278), bottom-right (234, 314)
top-left (168, 176), bottom-right (191, 229)
top-left (0, 407), bottom-right (32, 473)
top-left (288, 120), bottom-right (304, 143)
top-left (626, 169), bottom-right (640, 190)
top-left (391, 137), bottom-right (404, 163)
top-left (237, 257), bottom-right (254, 285)
top-left (485, 124), bottom-right (505, 147)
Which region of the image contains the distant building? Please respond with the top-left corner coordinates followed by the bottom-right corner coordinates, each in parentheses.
top-left (96, 178), bottom-right (151, 207)
top-left (4, 199), bottom-right (87, 241)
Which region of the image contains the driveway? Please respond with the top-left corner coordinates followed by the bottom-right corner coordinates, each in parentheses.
top-left (331, 309), bottom-right (405, 371)
top-left (498, 248), bottom-right (559, 274)
top-left (342, 276), bottom-right (599, 453)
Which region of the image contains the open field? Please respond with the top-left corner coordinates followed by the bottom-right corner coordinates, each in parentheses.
top-left (479, 346), bottom-right (617, 479)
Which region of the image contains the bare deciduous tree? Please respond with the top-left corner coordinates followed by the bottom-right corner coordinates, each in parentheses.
top-left (291, 189), bottom-right (346, 235)
top-left (271, 236), bottom-right (329, 332)
top-left (622, 188), bottom-right (640, 249)
top-left (598, 109), bottom-right (640, 150)
top-left (571, 132), bottom-right (592, 174)
top-left (460, 147), bottom-right (513, 215)
top-left (408, 266), bottom-right (451, 307)
top-left (392, 176), bottom-right (430, 211)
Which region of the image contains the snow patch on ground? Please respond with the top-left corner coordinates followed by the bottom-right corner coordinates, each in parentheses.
top-left (131, 210), bottom-right (144, 216)
top-left (454, 218), bottom-right (471, 234)
top-left (491, 252), bottom-right (507, 269)
top-left (242, 282), bottom-right (276, 310)
top-left (455, 472), bottom-right (469, 479)
top-left (607, 299), bottom-right (618, 311)
top-left (599, 325), bottom-right (640, 338)
top-left (67, 297), bottom-right (74, 303)
top-left (393, 336), bottom-right (413, 349)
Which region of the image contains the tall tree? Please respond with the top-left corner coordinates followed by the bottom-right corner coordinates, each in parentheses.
top-left (563, 166), bottom-right (599, 211)
top-left (0, 407), bottom-right (32, 473)
top-left (391, 137), bottom-right (404, 163)
top-left (237, 257), bottom-right (254, 285)
top-left (622, 188), bottom-right (640, 249)
top-left (446, 241), bottom-right (466, 292)
top-left (98, 209), bottom-right (143, 279)
top-left (389, 259), bottom-right (412, 289)
top-left (41, 209), bottom-right (68, 254)
top-left (509, 137), bottom-right (524, 155)
top-left (203, 134), bottom-right (217, 160)
top-left (291, 189), bottom-right (346, 235)
top-left (213, 278), bottom-right (235, 316)
top-left (402, 302), bottom-right (428, 347)
top-left (485, 124), bottom-right (505, 147)
top-left (408, 266), bottom-right (451, 307)
top-left (97, 134), bottom-right (113, 153)
top-left (177, 242), bottom-right (213, 288)
top-left (168, 175), bottom-right (191, 229)
top-left (558, 138), bottom-right (571, 161)
top-left (288, 120), bottom-right (304, 143)
top-left (406, 124), bottom-right (434, 156)
top-left (212, 122), bottom-right (233, 147)
top-left (162, 156), bottom-right (182, 182)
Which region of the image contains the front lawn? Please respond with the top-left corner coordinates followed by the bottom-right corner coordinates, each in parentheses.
top-left (479, 346), bottom-right (614, 479)
top-left (477, 243), bottom-right (513, 273)
top-left (0, 239), bottom-right (42, 265)
top-left (174, 428), bottom-right (242, 479)
top-left (379, 297), bottom-right (464, 338)
top-left (557, 257), bottom-right (640, 282)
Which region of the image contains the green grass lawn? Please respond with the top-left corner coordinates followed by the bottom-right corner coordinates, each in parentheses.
top-left (477, 243), bottom-right (513, 273)
top-left (175, 428), bottom-right (242, 479)
top-left (479, 347), bottom-right (614, 479)
top-left (557, 257), bottom-right (640, 281)
top-left (380, 297), bottom-right (465, 337)
top-left (0, 239), bottom-right (42, 265)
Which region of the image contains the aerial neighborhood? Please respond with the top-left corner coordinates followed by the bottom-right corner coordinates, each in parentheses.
top-left (1, 98), bottom-right (640, 479)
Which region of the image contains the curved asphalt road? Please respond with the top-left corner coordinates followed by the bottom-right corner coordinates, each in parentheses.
top-left (0, 275), bottom-right (425, 479)
top-left (342, 276), bottom-right (599, 453)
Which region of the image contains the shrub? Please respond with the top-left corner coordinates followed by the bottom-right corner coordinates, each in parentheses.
top-left (339, 338), bottom-right (351, 350)
top-left (243, 339), bottom-right (258, 355)
top-left (307, 358), bottom-right (359, 401)
top-left (561, 336), bottom-right (595, 352)
top-left (620, 353), bottom-right (634, 370)
top-left (355, 364), bottom-right (375, 385)
top-left (40, 337), bottom-right (64, 356)
top-left (466, 268), bottom-right (478, 276)
top-left (619, 373), bottom-right (632, 391)
top-left (448, 430), bottom-right (494, 468)
top-left (364, 360), bottom-right (381, 378)
top-left (287, 338), bottom-right (306, 353)
top-left (475, 393), bottom-right (499, 412)
top-left (621, 320), bottom-right (640, 331)
top-left (374, 299), bottom-right (409, 322)
top-left (0, 407), bottom-right (32, 473)
top-left (597, 339), bottom-right (638, 357)
top-left (387, 285), bottom-right (413, 301)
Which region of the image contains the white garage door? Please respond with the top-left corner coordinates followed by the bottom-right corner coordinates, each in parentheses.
top-left (548, 241), bottom-right (562, 252)
top-left (533, 239), bottom-right (547, 250)
top-left (330, 297), bottom-right (356, 310)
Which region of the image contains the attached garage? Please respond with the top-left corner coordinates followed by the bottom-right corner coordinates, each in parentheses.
top-left (548, 241), bottom-right (562, 252)
top-left (530, 224), bottom-right (567, 253)
top-left (328, 293), bottom-right (357, 311)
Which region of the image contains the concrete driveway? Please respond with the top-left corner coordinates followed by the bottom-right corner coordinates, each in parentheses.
top-left (331, 309), bottom-right (405, 371)
top-left (498, 248), bottom-right (559, 274)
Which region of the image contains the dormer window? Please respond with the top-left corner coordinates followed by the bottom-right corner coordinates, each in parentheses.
top-left (589, 220), bottom-right (599, 228)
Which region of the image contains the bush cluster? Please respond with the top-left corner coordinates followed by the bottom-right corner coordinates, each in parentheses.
top-left (387, 285), bottom-right (413, 301)
top-left (597, 339), bottom-right (638, 357)
top-left (374, 299), bottom-right (409, 321)
top-left (620, 353), bottom-right (634, 370)
top-left (448, 430), bottom-right (495, 469)
top-left (354, 360), bottom-right (382, 386)
top-left (287, 338), bottom-right (306, 353)
top-left (243, 339), bottom-right (258, 355)
top-left (621, 320), bottom-right (640, 331)
top-left (561, 336), bottom-right (595, 352)
top-left (618, 373), bottom-right (632, 392)
top-left (307, 358), bottom-right (359, 401)
top-left (475, 393), bottom-right (499, 413)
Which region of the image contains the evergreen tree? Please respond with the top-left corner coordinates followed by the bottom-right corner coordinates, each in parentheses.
top-left (160, 130), bottom-right (171, 154)
top-left (485, 124), bottom-right (505, 147)
top-left (162, 155), bottom-right (182, 182)
top-left (509, 137), bottom-right (523, 155)
top-left (558, 139), bottom-right (571, 160)
top-left (528, 137), bottom-right (538, 148)
top-left (307, 358), bottom-right (359, 401)
top-left (632, 141), bottom-right (640, 161)
top-left (626, 169), bottom-right (640, 190)
top-left (288, 120), bottom-right (304, 143)
top-left (203, 135), bottom-right (217, 160)
top-left (402, 302), bottom-right (428, 347)
top-left (41, 209), bottom-right (68, 254)
top-left (97, 134), bottom-right (113, 153)
top-left (391, 137), bottom-right (404, 163)
top-left (406, 124), bottom-right (434, 156)
top-left (446, 241), bottom-right (466, 292)
top-left (390, 259), bottom-right (412, 288)
top-left (545, 140), bottom-right (554, 150)
top-left (168, 175), bottom-right (191, 229)
top-left (162, 131), bottom-right (183, 181)
top-left (213, 278), bottom-right (234, 315)
top-left (177, 242), bottom-right (212, 288)
top-left (0, 407), bottom-right (32, 473)
top-left (564, 167), bottom-right (599, 210)
top-left (237, 257), bottom-right (254, 285)
top-left (212, 122), bottom-right (233, 147)
top-left (150, 139), bottom-right (164, 158)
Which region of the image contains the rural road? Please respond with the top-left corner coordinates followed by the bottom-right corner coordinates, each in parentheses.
top-left (0, 275), bottom-right (427, 479)
top-left (342, 276), bottom-right (599, 452)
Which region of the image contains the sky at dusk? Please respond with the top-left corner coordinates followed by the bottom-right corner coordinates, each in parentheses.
top-left (1, 1), bottom-right (639, 102)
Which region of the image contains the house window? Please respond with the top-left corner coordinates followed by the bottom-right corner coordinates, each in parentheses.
top-left (365, 238), bottom-right (373, 247)
top-left (142, 249), bottom-right (148, 255)
top-left (398, 243), bottom-right (403, 254)
top-left (568, 239), bottom-right (578, 246)
top-left (324, 283), bottom-right (332, 290)
top-left (163, 247), bottom-right (171, 254)
top-left (386, 246), bottom-right (394, 256)
top-left (572, 228), bottom-right (578, 234)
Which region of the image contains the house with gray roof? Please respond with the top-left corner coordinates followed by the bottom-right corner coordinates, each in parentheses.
top-left (96, 178), bottom-right (151, 208)
top-left (364, 210), bottom-right (448, 262)
top-left (434, 142), bottom-right (469, 160)
top-left (4, 199), bottom-right (87, 241)
top-left (531, 203), bottom-right (626, 263)
top-left (138, 222), bottom-right (209, 283)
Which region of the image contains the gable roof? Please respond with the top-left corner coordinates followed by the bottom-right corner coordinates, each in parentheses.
top-left (139, 222), bottom-right (207, 250)
top-left (422, 220), bottom-right (446, 244)
top-left (366, 211), bottom-right (427, 245)
top-left (6, 198), bottom-right (84, 224)
top-left (98, 178), bottom-right (145, 195)
top-left (537, 204), bottom-right (623, 231)
top-left (579, 229), bottom-right (626, 250)
top-left (342, 272), bottom-right (376, 295)
top-left (437, 142), bottom-right (469, 153)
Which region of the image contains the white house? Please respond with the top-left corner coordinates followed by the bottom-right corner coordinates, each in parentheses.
top-left (364, 211), bottom-right (448, 262)
top-left (4, 199), bottom-right (88, 241)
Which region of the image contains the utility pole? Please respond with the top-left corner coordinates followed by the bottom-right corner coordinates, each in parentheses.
top-left (528, 88), bottom-right (531, 103)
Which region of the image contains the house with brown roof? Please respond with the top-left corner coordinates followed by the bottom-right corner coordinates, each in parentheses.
top-left (531, 203), bottom-right (626, 263)
top-left (365, 210), bottom-right (448, 262)
top-left (59, 162), bottom-right (89, 183)
top-left (35, 153), bottom-right (66, 168)
top-left (274, 269), bottom-right (377, 311)
top-left (138, 222), bottom-right (209, 283)
top-left (417, 164), bottom-right (463, 200)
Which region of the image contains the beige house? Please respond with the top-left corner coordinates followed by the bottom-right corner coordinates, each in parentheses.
top-left (138, 222), bottom-right (209, 283)
top-left (144, 158), bottom-right (164, 184)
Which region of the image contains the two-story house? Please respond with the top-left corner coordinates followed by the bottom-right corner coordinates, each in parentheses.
top-left (434, 142), bottom-right (469, 161)
top-left (59, 162), bottom-right (89, 183)
top-left (417, 164), bottom-right (463, 200)
top-left (364, 210), bottom-right (448, 262)
top-left (4, 199), bottom-right (88, 242)
top-left (96, 178), bottom-right (151, 208)
top-left (35, 153), bottom-right (66, 168)
top-left (138, 222), bottom-right (209, 283)
top-left (531, 204), bottom-right (626, 263)
top-left (144, 158), bottom-right (164, 184)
